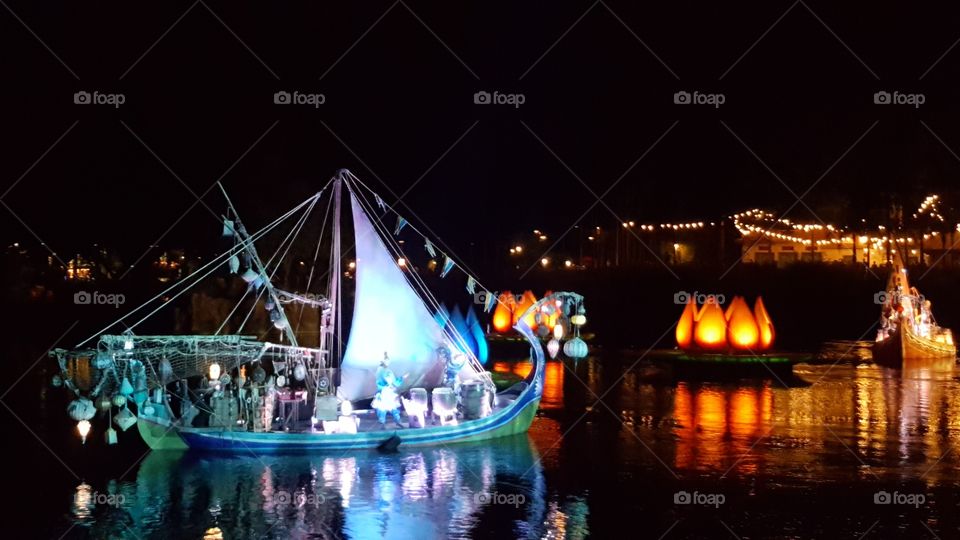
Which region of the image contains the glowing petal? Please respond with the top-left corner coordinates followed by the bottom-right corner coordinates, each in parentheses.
top-left (694, 298), bottom-right (728, 350)
top-left (727, 296), bottom-right (759, 350)
top-left (675, 300), bottom-right (696, 349)
top-left (754, 296), bottom-right (775, 350)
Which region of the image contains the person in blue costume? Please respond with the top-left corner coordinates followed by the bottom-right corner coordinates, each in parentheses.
top-left (373, 352), bottom-right (405, 428)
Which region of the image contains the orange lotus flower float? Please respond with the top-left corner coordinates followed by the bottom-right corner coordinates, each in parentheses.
top-left (676, 295), bottom-right (775, 352)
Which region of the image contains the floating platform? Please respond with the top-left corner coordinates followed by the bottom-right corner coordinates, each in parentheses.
top-left (651, 350), bottom-right (811, 382)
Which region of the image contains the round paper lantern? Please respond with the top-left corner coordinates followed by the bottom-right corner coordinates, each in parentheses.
top-left (547, 338), bottom-right (560, 359)
top-left (96, 395), bottom-right (113, 411)
top-left (112, 394), bottom-right (127, 408)
top-left (563, 337), bottom-right (588, 359)
top-left (67, 398), bottom-right (96, 421)
top-left (570, 314), bottom-right (586, 326)
top-left (252, 366), bottom-right (267, 384)
top-left (92, 353), bottom-right (113, 370)
top-left (294, 363), bottom-right (307, 381)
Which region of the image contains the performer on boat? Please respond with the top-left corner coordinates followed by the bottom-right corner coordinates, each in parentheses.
top-left (373, 352), bottom-right (405, 428)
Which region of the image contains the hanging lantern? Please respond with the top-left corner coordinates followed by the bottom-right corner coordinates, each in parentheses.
top-left (51, 375), bottom-right (63, 388)
top-left (277, 375), bottom-right (287, 387)
top-left (294, 363), bottom-right (307, 381)
top-left (252, 366), bottom-right (267, 384)
top-left (114, 408), bottom-right (137, 431)
top-left (570, 314), bottom-right (586, 326)
top-left (547, 338), bottom-right (560, 359)
top-left (119, 377), bottom-right (134, 396)
top-left (219, 374), bottom-right (232, 386)
top-left (159, 358), bottom-right (174, 384)
top-left (105, 426), bottom-right (118, 445)
top-left (241, 268), bottom-right (259, 283)
top-left (537, 325), bottom-right (550, 338)
top-left (112, 394), bottom-right (127, 408)
top-left (228, 254), bottom-right (240, 273)
top-left (208, 363), bottom-right (221, 381)
top-left (67, 398), bottom-right (96, 421)
top-left (562, 337), bottom-right (588, 359)
top-left (96, 395), bottom-right (113, 411)
top-left (553, 324), bottom-right (564, 340)
top-left (123, 337), bottom-right (134, 351)
top-left (92, 353), bottom-right (113, 369)
top-left (77, 420), bottom-right (92, 444)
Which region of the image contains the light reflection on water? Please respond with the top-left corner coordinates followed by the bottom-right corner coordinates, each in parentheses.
top-left (60, 349), bottom-right (960, 538)
top-left (67, 435), bottom-right (586, 539)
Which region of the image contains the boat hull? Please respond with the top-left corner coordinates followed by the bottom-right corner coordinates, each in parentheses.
top-left (169, 395), bottom-right (540, 452)
top-left (873, 325), bottom-right (957, 368)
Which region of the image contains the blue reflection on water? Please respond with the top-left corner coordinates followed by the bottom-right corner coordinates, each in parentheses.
top-left (71, 434), bottom-right (558, 539)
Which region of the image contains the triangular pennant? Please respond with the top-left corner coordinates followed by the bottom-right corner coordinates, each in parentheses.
top-left (424, 239), bottom-right (437, 258)
top-left (484, 291), bottom-right (496, 313)
top-left (375, 194), bottom-right (386, 211)
top-left (394, 217), bottom-right (407, 236)
top-left (440, 256), bottom-right (455, 278)
top-left (466, 276), bottom-right (477, 295)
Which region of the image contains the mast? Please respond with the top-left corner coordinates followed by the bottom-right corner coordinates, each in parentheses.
top-left (329, 172), bottom-right (344, 390)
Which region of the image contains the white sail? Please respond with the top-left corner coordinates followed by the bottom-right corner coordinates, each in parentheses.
top-left (338, 192), bottom-right (447, 401)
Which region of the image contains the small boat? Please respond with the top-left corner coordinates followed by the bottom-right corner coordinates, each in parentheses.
top-left (873, 252), bottom-right (956, 367)
top-left (52, 169), bottom-right (588, 452)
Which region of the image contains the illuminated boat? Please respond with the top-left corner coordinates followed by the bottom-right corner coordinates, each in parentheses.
top-left (51, 170), bottom-right (588, 451)
top-left (873, 252), bottom-right (956, 367)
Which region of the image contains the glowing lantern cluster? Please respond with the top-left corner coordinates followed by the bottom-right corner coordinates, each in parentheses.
top-left (676, 296), bottom-right (774, 351)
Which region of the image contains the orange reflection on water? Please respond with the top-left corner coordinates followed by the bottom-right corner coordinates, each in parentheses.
top-left (492, 360), bottom-right (564, 410)
top-left (673, 383), bottom-right (773, 473)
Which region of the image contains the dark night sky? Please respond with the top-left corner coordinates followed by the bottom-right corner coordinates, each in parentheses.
top-left (3, 2), bottom-right (960, 268)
